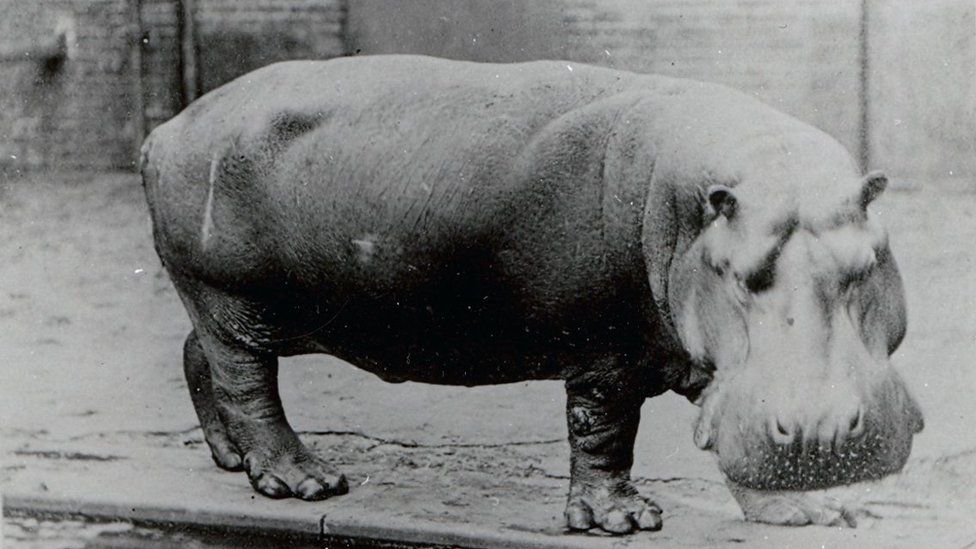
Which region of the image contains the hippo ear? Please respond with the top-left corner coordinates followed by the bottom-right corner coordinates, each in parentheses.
top-left (859, 171), bottom-right (888, 209)
top-left (704, 184), bottom-right (737, 220)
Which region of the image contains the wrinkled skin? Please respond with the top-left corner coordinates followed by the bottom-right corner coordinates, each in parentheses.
top-left (142, 55), bottom-right (922, 535)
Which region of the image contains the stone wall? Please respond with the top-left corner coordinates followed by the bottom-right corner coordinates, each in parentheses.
top-left (349, 0), bottom-right (975, 183)
top-left (0, 0), bottom-right (141, 171)
top-left (867, 0), bottom-right (975, 183)
top-left (137, 0), bottom-right (347, 144)
top-left (1, 0), bottom-right (971, 181)
top-left (0, 0), bottom-right (345, 172)
top-left (140, 0), bottom-right (183, 134)
top-left (349, 0), bottom-right (863, 157)
top-left (194, 0), bottom-right (346, 93)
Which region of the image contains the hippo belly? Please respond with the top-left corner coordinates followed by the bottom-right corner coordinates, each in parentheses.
top-left (277, 260), bottom-right (649, 386)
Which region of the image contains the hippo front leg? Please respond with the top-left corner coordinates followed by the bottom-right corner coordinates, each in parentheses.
top-left (564, 373), bottom-right (663, 534)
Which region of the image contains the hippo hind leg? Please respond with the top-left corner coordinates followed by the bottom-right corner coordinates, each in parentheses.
top-left (183, 330), bottom-right (243, 471)
top-left (186, 316), bottom-right (348, 501)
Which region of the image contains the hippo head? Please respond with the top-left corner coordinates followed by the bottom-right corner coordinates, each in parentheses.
top-left (669, 167), bottom-right (923, 491)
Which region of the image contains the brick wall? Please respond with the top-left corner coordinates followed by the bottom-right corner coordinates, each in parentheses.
top-left (137, 0), bottom-right (347, 135)
top-left (349, 0), bottom-right (863, 156)
top-left (552, 0), bottom-right (863, 158)
top-left (0, 0), bottom-right (141, 171)
top-left (868, 0), bottom-right (975, 183)
top-left (140, 0), bottom-right (183, 133)
top-left (349, 0), bottom-right (975, 184)
top-left (1, 1), bottom-right (971, 180)
top-left (194, 0), bottom-right (346, 93)
top-left (0, 0), bottom-right (346, 172)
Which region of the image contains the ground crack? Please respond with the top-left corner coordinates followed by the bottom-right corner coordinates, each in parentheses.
top-left (297, 429), bottom-right (564, 450)
top-left (634, 475), bottom-right (724, 486)
top-left (63, 425), bottom-right (202, 442)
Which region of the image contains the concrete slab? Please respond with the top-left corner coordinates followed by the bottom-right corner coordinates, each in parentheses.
top-left (3, 442), bottom-right (325, 538)
top-left (0, 438), bottom-right (692, 548)
top-left (5, 434), bottom-right (976, 548)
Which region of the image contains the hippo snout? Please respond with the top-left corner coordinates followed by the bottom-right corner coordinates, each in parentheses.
top-left (710, 370), bottom-right (923, 491)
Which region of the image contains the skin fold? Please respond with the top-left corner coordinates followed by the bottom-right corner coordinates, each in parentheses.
top-left (142, 55), bottom-right (921, 535)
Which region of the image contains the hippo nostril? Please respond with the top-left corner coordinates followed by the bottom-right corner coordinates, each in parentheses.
top-left (768, 415), bottom-right (800, 445)
top-left (770, 418), bottom-right (796, 445)
top-left (848, 409), bottom-right (863, 435)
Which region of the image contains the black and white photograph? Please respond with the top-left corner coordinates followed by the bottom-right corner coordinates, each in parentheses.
top-left (2, 1), bottom-right (974, 547)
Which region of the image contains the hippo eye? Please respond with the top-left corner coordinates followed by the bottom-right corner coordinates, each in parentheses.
top-left (841, 261), bottom-right (877, 290)
top-left (710, 258), bottom-right (729, 278)
top-left (744, 261), bottom-right (775, 294)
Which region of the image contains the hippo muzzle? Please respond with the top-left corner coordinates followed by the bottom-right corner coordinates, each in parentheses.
top-left (701, 366), bottom-right (923, 491)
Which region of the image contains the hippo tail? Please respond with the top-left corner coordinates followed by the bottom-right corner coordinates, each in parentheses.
top-left (139, 128), bottom-right (175, 269)
top-left (140, 130), bottom-right (161, 218)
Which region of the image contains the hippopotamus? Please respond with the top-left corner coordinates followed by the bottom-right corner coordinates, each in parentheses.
top-left (140, 55), bottom-right (923, 534)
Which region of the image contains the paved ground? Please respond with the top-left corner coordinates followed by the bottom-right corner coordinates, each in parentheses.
top-left (1, 172), bottom-right (975, 547)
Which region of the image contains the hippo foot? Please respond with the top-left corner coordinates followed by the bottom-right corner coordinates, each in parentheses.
top-left (206, 432), bottom-right (244, 472)
top-left (242, 447), bottom-right (349, 501)
top-left (727, 482), bottom-right (860, 528)
top-left (565, 485), bottom-right (663, 534)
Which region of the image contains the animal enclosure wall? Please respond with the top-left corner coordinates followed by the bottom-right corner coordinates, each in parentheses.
top-left (0, 0), bottom-right (972, 183)
top-left (0, 0), bottom-right (346, 172)
top-left (867, 0), bottom-right (975, 183)
top-left (194, 0), bottom-right (346, 93)
top-left (349, 0), bottom-right (864, 168)
top-left (139, 0), bottom-right (346, 142)
top-left (348, 0), bottom-right (975, 184)
top-left (0, 0), bottom-right (141, 171)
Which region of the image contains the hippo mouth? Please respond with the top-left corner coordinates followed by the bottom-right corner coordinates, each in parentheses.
top-left (695, 368), bottom-right (924, 491)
